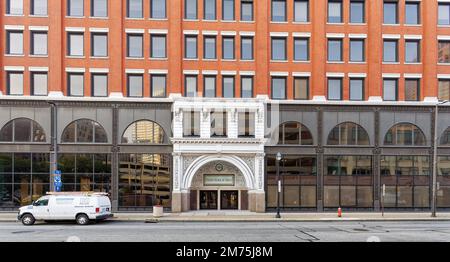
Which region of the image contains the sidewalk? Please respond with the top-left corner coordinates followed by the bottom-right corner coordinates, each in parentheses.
top-left (3, 211), bottom-right (450, 223)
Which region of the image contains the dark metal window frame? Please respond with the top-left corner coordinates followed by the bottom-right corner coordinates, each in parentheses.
top-left (405, 39), bottom-right (421, 63)
top-left (404, 78), bottom-right (421, 102)
top-left (67, 0), bottom-right (84, 17)
top-left (185, 0), bottom-right (198, 19)
top-left (327, 77), bottom-right (343, 101)
top-left (184, 35), bottom-right (198, 59)
top-left (91, 32), bottom-right (108, 57)
top-left (349, 0), bottom-right (365, 24)
top-left (31, 0), bottom-right (48, 16)
top-left (222, 36), bottom-right (235, 60)
top-left (126, 73), bottom-right (144, 98)
top-left (184, 75), bottom-right (198, 97)
top-left (271, 0), bottom-right (287, 22)
top-left (222, 0), bottom-right (235, 21)
top-left (240, 76), bottom-right (254, 98)
top-left (150, 0), bottom-right (167, 19)
top-left (349, 38), bottom-right (365, 62)
top-left (240, 0), bottom-right (254, 21)
top-left (150, 74), bottom-right (167, 98)
top-left (293, 77), bottom-right (309, 100)
top-left (67, 32), bottom-right (84, 56)
top-left (271, 37), bottom-right (287, 61)
top-left (126, 0), bottom-right (143, 18)
top-left (6, 30), bottom-right (24, 55)
top-left (327, 38), bottom-right (343, 62)
top-left (222, 75), bottom-right (235, 98)
top-left (91, 73), bottom-right (109, 97)
top-left (150, 34), bottom-right (167, 58)
top-left (203, 35), bottom-right (217, 59)
top-left (439, 3), bottom-right (450, 25)
top-left (203, 75), bottom-right (217, 98)
top-left (238, 111), bottom-right (255, 138)
top-left (294, 0), bottom-right (309, 22)
top-left (294, 37), bottom-right (309, 61)
top-left (31, 72), bottom-right (48, 96)
top-left (67, 72), bottom-right (85, 97)
top-left (126, 33), bottom-right (144, 58)
top-left (31, 31), bottom-right (48, 56)
top-left (349, 77), bottom-right (365, 101)
top-left (383, 39), bottom-right (399, 63)
top-left (6, 71), bottom-right (24, 96)
top-left (271, 76), bottom-right (287, 100)
top-left (327, 0), bottom-right (343, 23)
top-left (91, 0), bottom-right (108, 17)
top-left (405, 1), bottom-right (420, 25)
top-left (382, 78), bottom-right (399, 101)
top-left (240, 36), bottom-right (254, 60)
top-left (383, 0), bottom-right (398, 24)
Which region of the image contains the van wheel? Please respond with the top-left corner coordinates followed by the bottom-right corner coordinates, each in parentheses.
top-left (21, 214), bottom-right (35, 226)
top-left (76, 214), bottom-right (89, 225)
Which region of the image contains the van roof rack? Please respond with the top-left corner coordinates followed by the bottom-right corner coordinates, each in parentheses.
top-left (46, 192), bottom-right (109, 196)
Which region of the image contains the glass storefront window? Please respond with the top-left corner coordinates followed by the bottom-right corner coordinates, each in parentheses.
top-left (61, 119), bottom-right (107, 143)
top-left (384, 123), bottom-right (426, 146)
top-left (327, 122), bottom-right (370, 146)
top-left (278, 122), bottom-right (313, 145)
top-left (0, 118), bottom-right (46, 143)
top-left (121, 120), bottom-right (165, 144)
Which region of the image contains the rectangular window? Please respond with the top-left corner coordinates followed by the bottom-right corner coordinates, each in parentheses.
top-left (272, 37), bottom-right (287, 60)
top-left (222, 36), bottom-right (235, 60)
top-left (185, 0), bottom-right (198, 19)
top-left (127, 74), bottom-right (143, 97)
top-left (328, 0), bottom-right (342, 23)
top-left (241, 76), bottom-right (253, 98)
top-left (294, 77), bottom-right (309, 100)
top-left (151, 75), bottom-right (166, 97)
top-left (350, 39), bottom-right (364, 62)
top-left (204, 36), bottom-right (216, 59)
top-left (150, 35), bottom-right (166, 58)
top-left (204, 0), bottom-right (216, 20)
top-left (31, 32), bottom-right (48, 56)
top-left (327, 78), bottom-right (342, 100)
top-left (272, 0), bottom-right (286, 22)
top-left (31, 72), bottom-right (48, 96)
top-left (241, 37), bottom-right (253, 60)
top-left (31, 0), bottom-right (48, 16)
top-left (294, 0), bottom-right (309, 22)
top-left (7, 72), bottom-right (24, 95)
top-left (272, 77), bottom-right (286, 99)
top-left (405, 79), bottom-right (420, 101)
top-left (405, 2), bottom-right (419, 25)
top-left (350, 0), bottom-right (364, 23)
top-left (151, 0), bottom-right (166, 19)
top-left (6, 31), bottom-right (23, 55)
top-left (6, 0), bottom-right (23, 15)
top-left (223, 0), bottom-right (235, 20)
top-left (204, 76), bottom-right (216, 97)
top-left (383, 78), bottom-right (398, 101)
top-left (185, 35), bottom-right (198, 59)
top-left (439, 80), bottom-right (450, 101)
top-left (241, 0), bottom-right (253, 21)
top-left (439, 4), bottom-right (450, 25)
top-left (185, 75), bottom-right (198, 97)
top-left (405, 40), bottom-right (420, 63)
top-left (328, 39), bottom-right (342, 62)
top-left (68, 73), bottom-right (84, 97)
top-left (294, 38), bottom-right (309, 61)
top-left (91, 33), bottom-right (108, 57)
top-left (68, 33), bottom-right (84, 56)
top-left (383, 1), bottom-right (398, 24)
top-left (223, 76), bottom-right (235, 98)
top-left (91, 0), bottom-right (108, 17)
top-left (91, 74), bottom-right (108, 97)
top-left (349, 78), bottom-right (364, 101)
top-left (127, 0), bottom-right (143, 18)
top-left (68, 0), bottom-right (84, 16)
top-left (127, 34), bottom-right (143, 58)
top-left (211, 111), bottom-right (227, 137)
top-left (383, 40), bottom-right (398, 62)
top-left (439, 41), bottom-right (450, 63)
top-left (183, 111), bottom-right (200, 137)
top-left (238, 112), bottom-right (255, 137)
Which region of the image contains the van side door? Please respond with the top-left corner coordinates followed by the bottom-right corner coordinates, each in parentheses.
top-left (32, 198), bottom-right (50, 219)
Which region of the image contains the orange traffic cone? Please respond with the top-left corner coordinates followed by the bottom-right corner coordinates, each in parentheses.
top-left (338, 207), bottom-right (342, 217)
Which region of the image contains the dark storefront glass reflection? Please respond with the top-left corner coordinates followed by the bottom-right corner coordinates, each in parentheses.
top-left (0, 119), bottom-right (46, 143)
top-left (118, 153), bottom-right (171, 209)
top-left (438, 156), bottom-right (450, 207)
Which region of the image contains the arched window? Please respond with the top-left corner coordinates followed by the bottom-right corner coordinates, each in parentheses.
top-left (384, 123), bottom-right (426, 146)
top-left (121, 120), bottom-right (165, 144)
top-left (277, 122), bottom-right (313, 145)
top-left (61, 119), bottom-right (108, 143)
top-left (327, 122), bottom-right (370, 145)
top-left (0, 118), bottom-right (46, 143)
top-left (441, 127), bottom-right (450, 146)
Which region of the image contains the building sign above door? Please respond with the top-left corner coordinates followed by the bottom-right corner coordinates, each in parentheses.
top-left (203, 174), bottom-right (235, 186)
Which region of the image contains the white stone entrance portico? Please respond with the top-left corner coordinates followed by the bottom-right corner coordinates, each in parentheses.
top-left (171, 96), bottom-right (267, 212)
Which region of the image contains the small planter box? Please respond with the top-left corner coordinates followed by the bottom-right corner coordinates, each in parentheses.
top-left (153, 206), bottom-right (164, 217)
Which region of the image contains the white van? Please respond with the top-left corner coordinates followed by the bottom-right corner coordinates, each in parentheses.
top-left (17, 192), bottom-right (113, 225)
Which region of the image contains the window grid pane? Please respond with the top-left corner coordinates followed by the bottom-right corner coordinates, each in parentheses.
top-left (241, 77), bottom-right (253, 98)
top-left (151, 0), bottom-right (166, 19)
top-left (294, 0), bottom-right (308, 22)
top-left (69, 73), bottom-right (84, 97)
top-left (405, 79), bottom-right (419, 101)
top-left (128, 75), bottom-right (143, 97)
top-left (272, 0), bottom-right (286, 22)
top-left (92, 33), bottom-right (108, 57)
top-left (327, 78), bottom-right (342, 100)
top-left (68, 0), bottom-right (84, 16)
top-left (7, 31), bottom-right (23, 55)
top-left (92, 0), bottom-right (108, 17)
top-left (8, 73), bottom-right (24, 95)
top-left (127, 34), bottom-right (143, 57)
top-left (272, 77), bottom-right (286, 99)
top-left (350, 78), bottom-right (364, 101)
top-left (32, 73), bottom-right (48, 96)
top-left (69, 33), bottom-right (84, 56)
top-left (32, 0), bottom-right (48, 16)
top-left (294, 78), bottom-right (308, 100)
top-left (151, 35), bottom-right (166, 58)
top-left (151, 75), bottom-right (166, 98)
top-left (92, 74), bottom-right (108, 97)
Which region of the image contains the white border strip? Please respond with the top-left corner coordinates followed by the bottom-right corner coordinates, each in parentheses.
top-left (270, 72), bottom-right (289, 77)
top-left (149, 69), bottom-right (168, 74)
top-left (66, 68), bottom-right (86, 73)
top-left (148, 29), bottom-right (168, 34)
top-left (292, 72), bottom-right (311, 77)
top-left (202, 70), bottom-right (218, 75)
top-left (89, 28), bottom-right (109, 33)
top-left (125, 28), bottom-right (145, 34)
top-left (202, 30), bottom-right (218, 35)
top-left (183, 70), bottom-right (199, 75)
top-left (404, 35), bottom-right (422, 40)
top-left (239, 31), bottom-right (256, 36)
top-left (4, 25), bottom-right (25, 30)
top-left (292, 32), bottom-right (311, 38)
top-left (404, 73), bottom-right (422, 78)
top-left (239, 71), bottom-right (255, 76)
top-left (183, 30), bottom-right (199, 35)
top-left (326, 72), bottom-right (345, 77)
top-left (348, 34), bottom-right (367, 39)
top-left (382, 73), bottom-right (401, 78)
top-left (326, 33), bottom-right (345, 38)
top-left (438, 74), bottom-right (450, 79)
top-left (89, 68), bottom-right (109, 73)
top-left (221, 71), bottom-right (237, 75)
top-left (221, 31), bottom-right (237, 36)
top-left (29, 26), bottom-right (49, 31)
top-left (4, 66), bottom-right (25, 71)
top-left (382, 34), bottom-right (401, 39)
top-left (65, 27), bottom-right (85, 32)
top-left (438, 35), bottom-right (450, 40)
top-left (125, 69), bottom-right (145, 74)
top-left (270, 32), bottom-right (289, 37)
top-left (348, 73), bottom-right (367, 78)
top-left (29, 67), bottom-right (49, 72)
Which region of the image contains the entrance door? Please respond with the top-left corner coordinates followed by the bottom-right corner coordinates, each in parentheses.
top-left (200, 191), bottom-right (218, 210)
top-left (220, 191), bottom-right (239, 210)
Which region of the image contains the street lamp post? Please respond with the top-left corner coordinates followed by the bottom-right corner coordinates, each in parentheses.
top-left (432, 100), bottom-right (449, 217)
top-left (276, 152), bottom-right (282, 219)
top-left (47, 101), bottom-right (58, 192)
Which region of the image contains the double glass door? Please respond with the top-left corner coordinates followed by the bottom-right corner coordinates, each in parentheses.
top-left (200, 190), bottom-right (238, 210)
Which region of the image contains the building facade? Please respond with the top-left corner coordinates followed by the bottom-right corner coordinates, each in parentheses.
top-left (2, 0), bottom-right (450, 212)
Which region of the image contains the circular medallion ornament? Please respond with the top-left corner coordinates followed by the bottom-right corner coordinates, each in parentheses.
top-left (215, 163), bottom-right (224, 172)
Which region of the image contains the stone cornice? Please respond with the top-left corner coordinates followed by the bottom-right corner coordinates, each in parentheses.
top-left (171, 138), bottom-right (267, 144)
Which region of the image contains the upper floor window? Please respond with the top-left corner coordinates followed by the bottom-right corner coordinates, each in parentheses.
top-left (222, 36), bottom-right (235, 60)
top-left (384, 123), bottom-right (426, 146)
top-left (241, 0), bottom-right (253, 21)
top-left (204, 36), bottom-right (217, 59)
top-left (150, 34), bottom-right (167, 58)
top-left (327, 122), bottom-right (370, 145)
top-left (440, 127), bottom-right (450, 146)
top-left (91, 0), bottom-right (108, 17)
top-left (0, 118), bottom-right (46, 143)
top-left (383, 78), bottom-right (398, 101)
top-left (6, 31), bottom-right (23, 55)
top-left (439, 41), bottom-right (450, 63)
top-left (222, 76), bottom-right (235, 98)
top-left (127, 34), bottom-right (143, 58)
top-left (68, 0), bottom-right (84, 17)
top-left (328, 38), bottom-right (343, 62)
top-left (31, 72), bottom-right (48, 96)
top-left (271, 77), bottom-right (286, 100)
top-left (68, 32), bottom-right (84, 56)
top-left (223, 0), bottom-right (235, 21)
top-left (328, 0), bottom-right (342, 23)
top-left (6, 72), bottom-right (24, 95)
top-left (185, 75), bottom-right (198, 97)
top-left (383, 1), bottom-right (398, 24)
top-left (31, 0), bottom-right (48, 16)
top-left (277, 122), bottom-right (313, 145)
top-left (405, 40), bottom-right (420, 63)
top-left (405, 79), bottom-right (420, 101)
top-left (127, 74), bottom-right (143, 97)
top-left (122, 120), bottom-right (164, 144)
top-left (439, 3), bottom-right (450, 25)
top-left (151, 74), bottom-right (167, 98)
top-left (272, 0), bottom-right (286, 22)
top-left (204, 0), bottom-right (216, 20)
top-left (127, 0), bottom-right (143, 18)
top-left (185, 0), bottom-right (198, 19)
top-left (241, 76), bottom-right (253, 98)
top-left (350, 0), bottom-right (364, 23)
top-left (62, 119), bottom-right (107, 143)
top-left (350, 39), bottom-right (364, 62)
top-left (183, 111), bottom-right (200, 137)
top-left (383, 39), bottom-right (398, 62)
top-left (238, 112), bottom-right (255, 138)
top-left (31, 31), bottom-right (48, 56)
top-left (68, 73), bottom-right (84, 96)
top-left (91, 33), bottom-right (108, 57)
top-left (6, 0), bottom-right (23, 15)
top-left (349, 78), bottom-right (364, 101)
top-left (91, 73), bottom-right (108, 97)
top-left (439, 79), bottom-right (450, 101)
top-left (327, 78), bottom-right (342, 100)
top-left (294, 0), bottom-right (309, 22)
top-left (294, 38), bottom-right (309, 61)
top-left (271, 37), bottom-right (287, 60)
top-left (151, 0), bottom-right (166, 19)
top-left (211, 111), bottom-right (227, 137)
top-left (204, 76), bottom-right (216, 97)
top-left (294, 77), bottom-right (309, 100)
top-left (405, 1), bottom-right (420, 25)
top-left (185, 35), bottom-right (198, 59)
top-left (241, 36), bottom-right (254, 60)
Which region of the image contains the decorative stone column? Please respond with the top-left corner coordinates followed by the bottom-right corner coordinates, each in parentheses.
top-left (171, 152), bottom-right (183, 212)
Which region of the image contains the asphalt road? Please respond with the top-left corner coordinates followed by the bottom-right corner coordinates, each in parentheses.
top-left (1, 221), bottom-right (450, 242)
